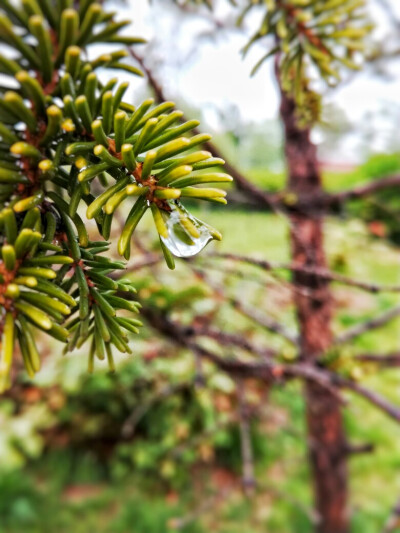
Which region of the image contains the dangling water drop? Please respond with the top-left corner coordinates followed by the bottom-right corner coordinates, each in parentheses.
top-left (160, 202), bottom-right (218, 258)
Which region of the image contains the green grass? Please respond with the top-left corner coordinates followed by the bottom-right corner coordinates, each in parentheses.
top-left (243, 167), bottom-right (366, 193)
top-left (0, 470), bottom-right (202, 533)
top-left (192, 206), bottom-right (291, 260)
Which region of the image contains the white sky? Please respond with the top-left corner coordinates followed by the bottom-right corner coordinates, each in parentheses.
top-left (112, 1), bottom-right (400, 121)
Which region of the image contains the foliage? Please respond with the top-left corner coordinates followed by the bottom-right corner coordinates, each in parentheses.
top-left (237, 0), bottom-right (371, 81)
top-left (0, 469), bottom-right (203, 533)
top-left (0, 0), bottom-right (231, 391)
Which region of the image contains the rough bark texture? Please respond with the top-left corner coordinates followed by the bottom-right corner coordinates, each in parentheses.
top-left (280, 91), bottom-right (349, 533)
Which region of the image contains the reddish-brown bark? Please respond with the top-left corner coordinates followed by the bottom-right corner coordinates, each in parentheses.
top-left (280, 90), bottom-right (349, 533)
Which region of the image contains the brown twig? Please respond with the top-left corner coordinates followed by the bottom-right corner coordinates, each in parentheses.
top-left (195, 326), bottom-right (280, 359)
top-left (230, 298), bottom-right (299, 345)
top-left (334, 375), bottom-right (400, 423)
top-left (256, 481), bottom-right (321, 525)
top-left (331, 175), bottom-right (400, 205)
top-left (382, 496), bottom-right (400, 533)
top-left (168, 487), bottom-right (232, 530)
top-left (121, 382), bottom-right (190, 439)
top-left (344, 442), bottom-right (374, 455)
top-left (355, 353), bottom-right (400, 368)
top-left (188, 262), bottom-right (299, 345)
top-left (236, 378), bottom-right (256, 495)
top-left (208, 252), bottom-right (400, 294)
top-left (141, 306), bottom-right (400, 423)
top-left (335, 305), bottom-right (400, 346)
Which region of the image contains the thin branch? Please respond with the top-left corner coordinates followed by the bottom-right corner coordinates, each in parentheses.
top-left (257, 481), bottom-right (321, 525)
top-left (231, 298), bottom-right (299, 345)
top-left (168, 487), bottom-right (231, 531)
top-left (141, 307), bottom-right (344, 399)
top-left (141, 306), bottom-right (400, 423)
top-left (194, 341), bottom-right (400, 423)
top-left (236, 378), bottom-right (256, 495)
top-left (335, 305), bottom-right (400, 345)
top-left (188, 263), bottom-right (299, 345)
top-left (382, 496), bottom-right (400, 533)
top-left (193, 260), bottom-right (279, 290)
top-left (331, 175), bottom-right (400, 205)
top-left (344, 442), bottom-right (375, 455)
top-left (334, 375), bottom-right (400, 423)
top-left (193, 349), bottom-right (206, 387)
top-left (208, 253), bottom-right (400, 294)
top-left (121, 382), bottom-right (190, 439)
top-left (355, 353), bottom-right (400, 368)
top-left (195, 326), bottom-right (280, 359)
top-left (275, 176), bottom-right (400, 213)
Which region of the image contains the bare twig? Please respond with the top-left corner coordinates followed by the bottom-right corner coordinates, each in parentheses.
top-left (141, 306), bottom-right (400, 423)
top-left (121, 382), bottom-right (190, 439)
top-left (195, 326), bottom-right (280, 359)
top-left (335, 305), bottom-right (400, 346)
top-left (256, 482), bottom-right (321, 526)
top-left (188, 263), bottom-right (299, 345)
top-left (355, 353), bottom-right (400, 368)
top-left (382, 496), bottom-right (400, 533)
top-left (141, 305), bottom-right (338, 395)
top-left (344, 442), bottom-right (374, 455)
top-left (236, 378), bottom-right (256, 495)
top-left (231, 299), bottom-right (299, 345)
top-left (169, 487), bottom-right (232, 530)
top-left (209, 253), bottom-right (400, 294)
top-left (334, 375), bottom-right (400, 423)
top-left (331, 175), bottom-right (400, 205)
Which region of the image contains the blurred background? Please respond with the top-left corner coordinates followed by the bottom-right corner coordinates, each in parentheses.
top-left (2, 0), bottom-right (400, 532)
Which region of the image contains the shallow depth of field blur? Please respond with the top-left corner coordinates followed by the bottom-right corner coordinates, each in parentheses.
top-left (2, 1), bottom-right (400, 532)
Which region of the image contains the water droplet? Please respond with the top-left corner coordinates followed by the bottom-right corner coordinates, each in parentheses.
top-left (160, 202), bottom-right (214, 257)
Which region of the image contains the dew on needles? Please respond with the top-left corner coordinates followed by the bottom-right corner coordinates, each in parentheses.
top-left (160, 203), bottom-right (218, 258)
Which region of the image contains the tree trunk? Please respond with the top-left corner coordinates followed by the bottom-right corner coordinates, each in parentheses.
top-left (280, 90), bottom-right (349, 533)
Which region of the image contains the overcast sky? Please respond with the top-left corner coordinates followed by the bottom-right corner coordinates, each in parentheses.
top-left (102, 0), bottom-right (400, 160)
top-left (116, 4), bottom-right (398, 105)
